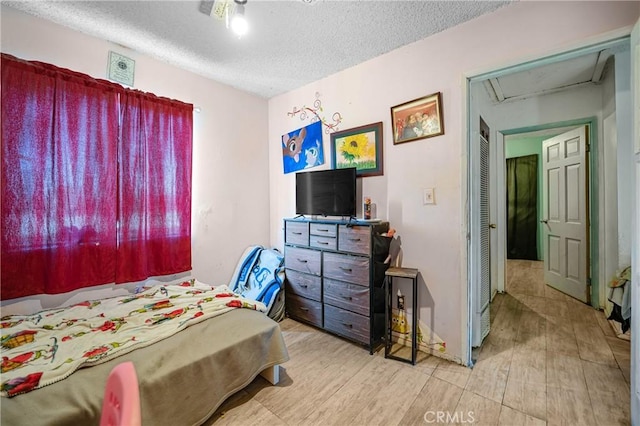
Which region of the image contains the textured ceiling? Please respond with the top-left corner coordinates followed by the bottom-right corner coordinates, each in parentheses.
top-left (4, 0), bottom-right (513, 98)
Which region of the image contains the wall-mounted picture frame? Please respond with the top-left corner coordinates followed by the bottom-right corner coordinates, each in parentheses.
top-left (282, 120), bottom-right (324, 174)
top-left (331, 121), bottom-right (383, 177)
top-left (391, 92), bottom-right (444, 144)
top-left (107, 51), bottom-right (135, 87)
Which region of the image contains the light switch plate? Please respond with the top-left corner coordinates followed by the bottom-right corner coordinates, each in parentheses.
top-left (423, 188), bottom-right (435, 205)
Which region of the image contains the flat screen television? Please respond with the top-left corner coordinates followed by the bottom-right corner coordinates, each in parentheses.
top-left (296, 168), bottom-right (356, 217)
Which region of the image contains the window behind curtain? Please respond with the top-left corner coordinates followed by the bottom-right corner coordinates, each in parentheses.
top-left (117, 91), bottom-right (192, 283)
top-left (1, 54), bottom-right (192, 300)
top-left (1, 57), bottom-right (120, 298)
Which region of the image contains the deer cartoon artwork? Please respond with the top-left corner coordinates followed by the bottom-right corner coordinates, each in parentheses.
top-left (282, 127), bottom-right (306, 163)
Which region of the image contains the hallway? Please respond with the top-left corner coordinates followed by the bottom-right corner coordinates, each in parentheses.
top-left (475, 259), bottom-right (631, 424)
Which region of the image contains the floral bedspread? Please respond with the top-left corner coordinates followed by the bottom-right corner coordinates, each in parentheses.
top-left (0, 280), bottom-right (266, 397)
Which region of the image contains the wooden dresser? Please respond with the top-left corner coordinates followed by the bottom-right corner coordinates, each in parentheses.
top-left (284, 218), bottom-right (390, 352)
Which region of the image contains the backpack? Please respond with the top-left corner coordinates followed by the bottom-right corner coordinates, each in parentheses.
top-left (229, 246), bottom-right (285, 321)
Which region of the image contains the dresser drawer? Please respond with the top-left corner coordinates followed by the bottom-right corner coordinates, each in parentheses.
top-left (285, 270), bottom-right (321, 302)
top-left (338, 225), bottom-right (370, 254)
top-left (285, 246), bottom-right (321, 275)
top-left (310, 235), bottom-right (337, 250)
top-left (324, 305), bottom-right (369, 344)
top-left (324, 278), bottom-right (370, 316)
top-left (286, 294), bottom-right (322, 327)
top-left (285, 221), bottom-right (309, 246)
top-left (310, 223), bottom-right (337, 237)
top-left (323, 252), bottom-right (369, 286)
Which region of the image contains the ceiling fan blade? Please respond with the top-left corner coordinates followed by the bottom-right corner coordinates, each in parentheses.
top-left (200, 0), bottom-right (234, 20)
top-left (199, 0), bottom-right (215, 16)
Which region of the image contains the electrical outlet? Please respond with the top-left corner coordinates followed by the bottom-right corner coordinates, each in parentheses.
top-left (423, 188), bottom-right (435, 205)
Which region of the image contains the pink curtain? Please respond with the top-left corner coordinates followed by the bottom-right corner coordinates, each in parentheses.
top-left (116, 91), bottom-right (192, 283)
top-left (1, 55), bottom-right (120, 298)
top-left (1, 54), bottom-right (193, 299)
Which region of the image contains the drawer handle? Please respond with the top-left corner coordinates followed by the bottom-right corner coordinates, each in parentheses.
top-left (339, 267), bottom-right (352, 272)
top-left (341, 295), bottom-right (353, 300)
top-left (341, 322), bottom-right (353, 328)
top-left (297, 258), bottom-right (308, 263)
top-left (318, 241), bottom-right (329, 245)
top-left (349, 238), bottom-right (361, 242)
top-left (300, 307), bottom-right (309, 312)
top-left (292, 231), bottom-right (303, 235)
top-left (299, 284), bottom-right (308, 288)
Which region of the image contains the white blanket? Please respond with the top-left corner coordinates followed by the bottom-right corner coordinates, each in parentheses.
top-left (1, 280), bottom-right (266, 397)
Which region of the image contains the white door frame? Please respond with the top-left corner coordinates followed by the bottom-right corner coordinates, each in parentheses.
top-left (495, 121), bottom-right (596, 297)
top-left (495, 132), bottom-right (506, 294)
top-left (629, 17), bottom-right (639, 426)
top-left (464, 33), bottom-right (631, 366)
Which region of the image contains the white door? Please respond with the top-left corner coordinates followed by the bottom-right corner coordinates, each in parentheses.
top-left (541, 126), bottom-right (588, 302)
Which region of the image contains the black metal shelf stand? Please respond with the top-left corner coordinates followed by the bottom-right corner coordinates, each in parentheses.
top-left (384, 266), bottom-right (419, 365)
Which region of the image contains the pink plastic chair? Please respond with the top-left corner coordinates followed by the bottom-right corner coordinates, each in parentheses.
top-left (100, 361), bottom-right (141, 426)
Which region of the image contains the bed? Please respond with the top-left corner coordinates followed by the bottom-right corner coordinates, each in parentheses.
top-left (0, 281), bottom-right (290, 425)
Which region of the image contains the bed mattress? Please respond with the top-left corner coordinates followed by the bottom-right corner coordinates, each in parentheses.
top-left (1, 308), bottom-right (289, 425)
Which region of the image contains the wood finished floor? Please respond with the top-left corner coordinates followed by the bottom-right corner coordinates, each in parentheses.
top-left (207, 260), bottom-right (630, 425)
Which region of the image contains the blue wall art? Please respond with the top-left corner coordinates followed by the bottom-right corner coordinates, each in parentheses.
top-left (282, 120), bottom-right (324, 174)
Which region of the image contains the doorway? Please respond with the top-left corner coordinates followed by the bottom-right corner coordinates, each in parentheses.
top-left (502, 124), bottom-right (592, 305)
top-left (466, 36), bottom-right (631, 364)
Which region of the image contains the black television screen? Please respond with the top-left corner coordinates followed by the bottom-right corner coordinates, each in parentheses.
top-left (296, 168), bottom-right (356, 217)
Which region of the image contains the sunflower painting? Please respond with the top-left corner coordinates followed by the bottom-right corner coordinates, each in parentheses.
top-left (331, 122), bottom-right (383, 177)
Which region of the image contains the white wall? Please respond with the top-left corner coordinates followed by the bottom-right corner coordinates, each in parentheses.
top-left (0, 6), bottom-right (270, 309)
top-left (602, 55), bottom-right (619, 313)
top-left (630, 17), bottom-right (640, 425)
top-left (615, 49), bottom-right (634, 269)
top-left (268, 1), bottom-right (639, 363)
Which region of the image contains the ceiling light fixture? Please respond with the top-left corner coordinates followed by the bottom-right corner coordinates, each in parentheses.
top-left (229, 0), bottom-right (248, 37)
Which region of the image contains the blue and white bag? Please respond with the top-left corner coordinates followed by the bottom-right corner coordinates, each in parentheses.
top-left (229, 246), bottom-right (285, 321)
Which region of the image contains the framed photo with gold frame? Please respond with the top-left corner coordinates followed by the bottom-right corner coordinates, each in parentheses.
top-left (331, 121), bottom-right (383, 177)
top-left (391, 92), bottom-right (444, 144)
